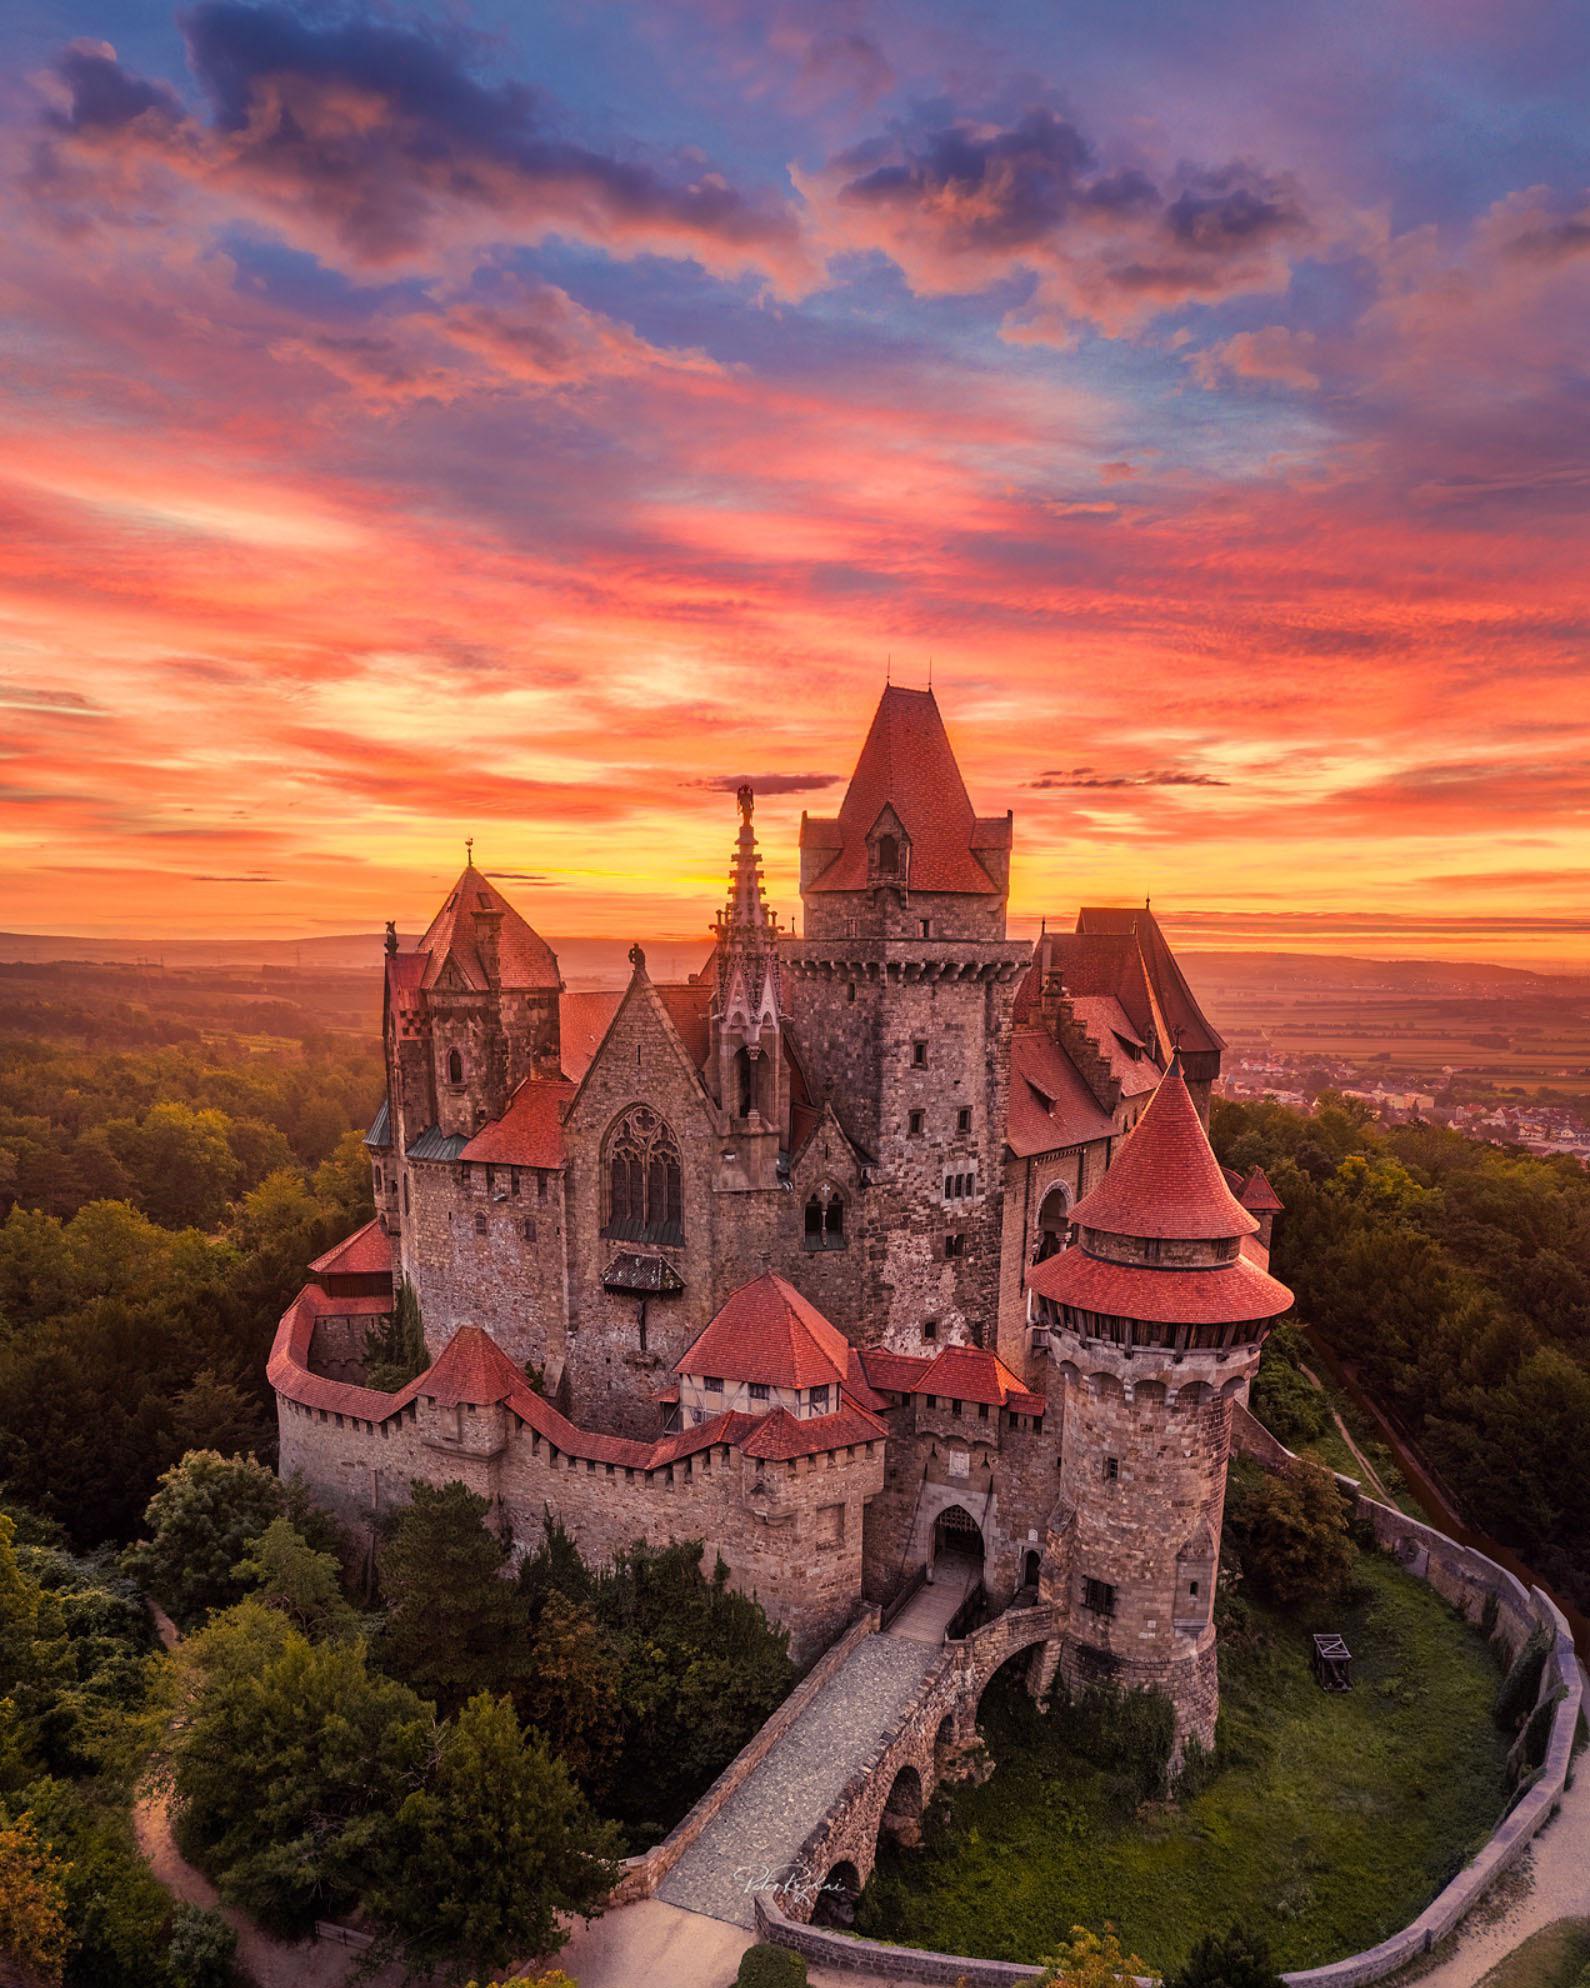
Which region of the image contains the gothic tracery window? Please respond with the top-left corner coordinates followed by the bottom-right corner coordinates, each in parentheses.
top-left (804, 1187), bottom-right (845, 1251)
top-left (604, 1105), bottom-right (684, 1243)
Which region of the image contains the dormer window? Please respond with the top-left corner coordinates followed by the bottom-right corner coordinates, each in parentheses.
top-left (807, 1385), bottom-right (831, 1415)
top-left (876, 834), bottom-right (900, 875)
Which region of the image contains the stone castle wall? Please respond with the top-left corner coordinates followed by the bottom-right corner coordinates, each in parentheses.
top-left (278, 1383), bottom-right (884, 1662)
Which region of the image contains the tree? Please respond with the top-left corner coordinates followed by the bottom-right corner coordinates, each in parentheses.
top-left (0, 1809), bottom-right (72, 1987)
top-left (1168, 1924), bottom-right (1284, 1988)
top-left (521, 1590), bottom-right (624, 1794)
top-left (365, 1281), bottom-right (428, 1392)
top-left (160, 1601), bottom-right (433, 1935)
top-left (1039, 1924), bottom-right (1159, 1986)
top-left (165, 1902), bottom-right (238, 1988)
top-left (377, 1484), bottom-right (531, 1715)
top-left (234, 1518), bottom-right (356, 1640)
top-left (1224, 1459), bottom-right (1357, 1605)
top-left (110, 1103), bottom-right (239, 1231)
top-left (365, 1692), bottom-right (619, 1982)
top-left (123, 1452), bottom-right (285, 1627)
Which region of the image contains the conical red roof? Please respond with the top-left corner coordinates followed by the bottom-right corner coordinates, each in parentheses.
top-left (805, 687), bottom-right (1000, 894)
top-left (1069, 1057), bottom-right (1258, 1242)
top-left (1239, 1165), bottom-right (1284, 1214)
top-left (419, 864), bottom-right (560, 992)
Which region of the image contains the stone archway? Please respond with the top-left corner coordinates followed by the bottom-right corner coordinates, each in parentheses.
top-left (880, 1764), bottom-right (925, 1847)
top-left (972, 1635), bottom-right (1053, 1731)
top-left (813, 1858), bottom-right (862, 1927)
top-left (933, 1502), bottom-right (984, 1577)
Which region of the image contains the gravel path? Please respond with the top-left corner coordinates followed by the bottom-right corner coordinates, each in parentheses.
top-left (657, 1634), bottom-right (941, 1928)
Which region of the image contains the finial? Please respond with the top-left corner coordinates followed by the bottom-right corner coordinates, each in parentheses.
top-left (737, 782), bottom-right (754, 824)
top-left (1144, 892), bottom-right (1150, 910)
top-left (384, 919), bottom-right (398, 957)
top-left (886, 653), bottom-right (891, 685)
top-left (465, 836), bottom-right (474, 868)
top-left (928, 655), bottom-right (933, 688)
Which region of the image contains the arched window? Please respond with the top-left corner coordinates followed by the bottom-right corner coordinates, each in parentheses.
top-left (734, 1044), bottom-right (754, 1118)
top-left (803, 1187), bottom-right (845, 1251)
top-left (875, 833), bottom-right (900, 875)
top-left (446, 1047), bottom-right (464, 1085)
top-left (1034, 1184), bottom-right (1071, 1262)
top-left (604, 1105), bottom-right (683, 1243)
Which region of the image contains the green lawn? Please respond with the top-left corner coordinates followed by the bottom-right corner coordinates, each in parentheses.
top-left (1474, 1920), bottom-right (1590, 1988)
top-left (855, 1551), bottom-right (1510, 1975)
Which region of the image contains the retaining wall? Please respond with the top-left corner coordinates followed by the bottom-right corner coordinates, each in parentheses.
top-left (761, 1414), bottom-right (1584, 1988)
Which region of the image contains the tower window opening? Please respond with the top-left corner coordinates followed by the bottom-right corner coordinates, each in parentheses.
top-left (474, 1212), bottom-right (487, 1235)
top-left (446, 1048), bottom-right (464, 1085)
top-left (1104, 1456), bottom-right (1119, 1482)
top-left (1082, 1577), bottom-right (1117, 1618)
top-left (912, 1039), bottom-right (928, 1067)
top-left (804, 1190), bottom-right (846, 1251)
top-left (923, 1318), bottom-right (939, 1342)
top-left (522, 1219), bottom-right (536, 1243)
top-left (944, 1232), bottom-right (966, 1259)
top-left (957, 1106), bottom-right (972, 1134)
top-left (908, 1109), bottom-right (925, 1136)
top-left (919, 918), bottom-right (932, 938)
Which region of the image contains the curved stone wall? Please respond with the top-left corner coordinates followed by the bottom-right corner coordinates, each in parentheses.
top-left (756, 1412), bottom-right (1583, 1988)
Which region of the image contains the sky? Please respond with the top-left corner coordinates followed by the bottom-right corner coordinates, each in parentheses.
top-left (0, 0), bottom-right (1587, 963)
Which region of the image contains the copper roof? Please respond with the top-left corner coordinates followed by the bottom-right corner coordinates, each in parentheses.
top-left (1069, 1057), bottom-right (1259, 1242)
top-left (803, 687), bottom-right (1007, 895)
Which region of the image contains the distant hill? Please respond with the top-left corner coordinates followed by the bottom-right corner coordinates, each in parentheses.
top-left (2, 930), bottom-right (1584, 999)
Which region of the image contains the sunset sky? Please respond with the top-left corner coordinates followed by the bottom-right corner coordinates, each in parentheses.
top-left (1, 0), bottom-right (1587, 962)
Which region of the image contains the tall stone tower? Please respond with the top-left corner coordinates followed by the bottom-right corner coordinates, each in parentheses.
top-left (1027, 1055), bottom-right (1292, 1749)
top-left (787, 688), bottom-right (1030, 1349)
top-left (710, 785), bottom-right (786, 1190)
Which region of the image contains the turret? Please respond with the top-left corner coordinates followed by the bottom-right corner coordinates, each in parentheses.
top-left (1027, 1054), bottom-right (1292, 1750)
top-left (712, 785), bottom-right (786, 1141)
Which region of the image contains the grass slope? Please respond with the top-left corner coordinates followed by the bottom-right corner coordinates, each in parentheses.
top-left (856, 1551), bottom-right (1508, 1975)
top-left (1474, 1920), bottom-right (1590, 1988)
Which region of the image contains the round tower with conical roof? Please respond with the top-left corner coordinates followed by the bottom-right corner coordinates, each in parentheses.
top-left (1026, 1054), bottom-right (1292, 1750)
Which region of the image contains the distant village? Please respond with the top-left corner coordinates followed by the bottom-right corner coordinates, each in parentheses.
top-left (1220, 1047), bottom-right (1590, 1163)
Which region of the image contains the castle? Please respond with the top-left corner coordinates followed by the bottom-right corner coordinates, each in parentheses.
top-left (272, 687), bottom-right (1290, 1746)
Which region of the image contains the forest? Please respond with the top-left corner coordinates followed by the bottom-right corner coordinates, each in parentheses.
top-left (1213, 1093), bottom-right (1590, 1610)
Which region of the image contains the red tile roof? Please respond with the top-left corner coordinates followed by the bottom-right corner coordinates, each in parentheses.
top-left (308, 1219), bottom-right (392, 1281)
top-left (1070, 1058), bottom-right (1259, 1241)
top-left (858, 1347), bottom-right (934, 1395)
top-left (269, 1287), bottom-right (880, 1467)
top-left (1007, 1029), bottom-right (1118, 1155)
top-left (1074, 906), bottom-right (1224, 1055)
top-left (912, 1343), bottom-right (1043, 1413)
top-left (656, 982), bottom-right (713, 1069)
top-left (803, 687), bottom-right (1006, 895)
top-left (419, 865), bottom-right (560, 993)
top-left (558, 990), bottom-right (623, 1082)
top-left (459, 1075), bottom-right (572, 1168)
top-left (675, 1271), bottom-right (853, 1390)
top-left (737, 1398), bottom-right (887, 1459)
top-left (1239, 1165), bottom-right (1285, 1213)
top-left (1065, 996), bottom-right (1162, 1099)
top-left (1028, 1240), bottom-right (1292, 1327)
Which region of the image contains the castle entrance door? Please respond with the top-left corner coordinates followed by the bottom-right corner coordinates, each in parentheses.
top-left (933, 1502), bottom-right (984, 1579)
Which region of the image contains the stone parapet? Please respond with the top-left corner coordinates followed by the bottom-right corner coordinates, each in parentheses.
top-left (611, 1606), bottom-right (881, 1906)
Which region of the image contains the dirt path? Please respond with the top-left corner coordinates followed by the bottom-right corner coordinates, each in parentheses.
top-left (132, 1789), bottom-right (405, 1988)
top-left (1298, 1357), bottom-right (1397, 1503)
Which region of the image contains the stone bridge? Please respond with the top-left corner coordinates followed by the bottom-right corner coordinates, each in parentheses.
top-left (777, 1601), bottom-right (1061, 1922)
top-left (650, 1594), bottom-right (1062, 1930)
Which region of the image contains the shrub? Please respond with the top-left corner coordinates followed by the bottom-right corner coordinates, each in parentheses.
top-left (166, 1902), bottom-right (237, 1988)
top-left (1168, 1924), bottom-right (1284, 1988)
top-left (1223, 1459), bottom-right (1356, 1604)
top-left (1494, 1626), bottom-right (1549, 1733)
top-left (1052, 1683), bottom-right (1176, 1802)
top-left (736, 1945), bottom-right (808, 1987)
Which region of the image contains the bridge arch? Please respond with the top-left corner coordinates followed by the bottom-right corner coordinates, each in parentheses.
top-left (813, 1858), bottom-right (862, 1927)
